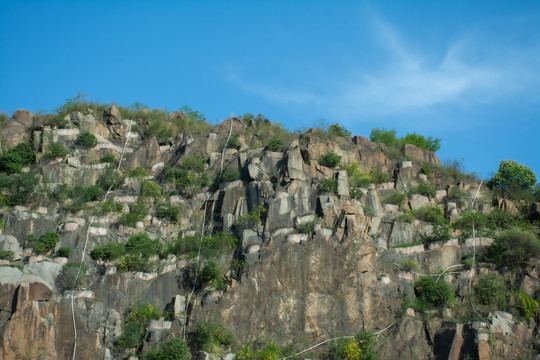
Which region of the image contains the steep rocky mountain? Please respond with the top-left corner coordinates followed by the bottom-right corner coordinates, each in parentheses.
top-left (0, 105), bottom-right (538, 359)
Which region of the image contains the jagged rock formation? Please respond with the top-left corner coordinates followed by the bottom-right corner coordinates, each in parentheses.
top-left (0, 108), bottom-right (538, 359)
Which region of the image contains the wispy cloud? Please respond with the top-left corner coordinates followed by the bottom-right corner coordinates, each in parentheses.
top-left (229, 14), bottom-right (540, 121)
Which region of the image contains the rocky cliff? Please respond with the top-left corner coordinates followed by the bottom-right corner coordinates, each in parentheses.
top-left (0, 106), bottom-right (538, 359)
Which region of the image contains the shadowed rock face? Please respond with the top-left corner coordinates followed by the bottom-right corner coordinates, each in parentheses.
top-left (0, 112), bottom-right (537, 360)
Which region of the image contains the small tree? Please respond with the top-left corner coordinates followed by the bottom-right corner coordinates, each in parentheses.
top-left (319, 152), bottom-right (341, 168)
top-left (75, 131), bottom-right (98, 149)
top-left (489, 160), bottom-right (536, 191)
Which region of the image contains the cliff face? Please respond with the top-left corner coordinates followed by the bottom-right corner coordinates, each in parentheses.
top-left (0, 109), bottom-right (538, 359)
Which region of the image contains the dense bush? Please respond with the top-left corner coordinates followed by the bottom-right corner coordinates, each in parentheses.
top-left (414, 206), bottom-right (447, 224)
top-left (319, 178), bottom-right (338, 194)
top-left (0, 250), bottom-right (14, 261)
top-left (383, 192), bottom-right (406, 205)
top-left (226, 132), bottom-right (241, 149)
top-left (167, 232), bottom-right (238, 258)
top-left (327, 123), bottom-right (351, 138)
top-left (91, 242), bottom-right (126, 261)
top-left (327, 332), bottom-right (378, 360)
top-left (350, 188), bottom-right (364, 200)
top-left (414, 276), bottom-right (455, 309)
top-left (141, 181), bottom-right (162, 198)
top-left (155, 203), bottom-right (181, 222)
top-left (265, 138), bottom-right (283, 152)
top-left (180, 154), bottom-right (207, 172)
top-left (218, 168), bottom-right (241, 183)
top-left (56, 262), bottom-right (86, 292)
top-left (75, 131), bottom-right (98, 149)
top-left (516, 290), bottom-right (538, 322)
top-left (236, 341), bottom-right (288, 360)
top-left (485, 229), bottom-right (540, 268)
top-left (100, 153), bottom-right (117, 163)
top-left (165, 166), bottom-right (210, 197)
top-left (156, 127), bottom-right (174, 145)
top-left (56, 247), bottom-right (71, 258)
top-left (233, 205), bottom-right (267, 228)
top-left (319, 152), bottom-right (341, 168)
top-left (421, 224), bottom-right (451, 245)
top-left (97, 167), bottom-right (124, 191)
top-left (410, 182), bottom-right (436, 198)
top-left (191, 321), bottom-right (235, 354)
top-left (125, 233), bottom-right (162, 258)
top-left (474, 275), bottom-right (507, 309)
top-left (97, 200), bottom-right (123, 215)
top-left (119, 202), bottom-right (149, 227)
top-left (0, 171), bottom-right (38, 206)
top-left (42, 143), bottom-right (68, 160)
top-left (69, 185), bottom-right (104, 204)
top-left (29, 232), bottom-right (60, 254)
top-left (145, 337), bottom-right (191, 360)
top-left (369, 127), bottom-right (440, 152)
top-left (370, 167), bottom-right (390, 184)
top-left (116, 301), bottom-right (161, 349)
top-left (0, 143), bottom-right (35, 174)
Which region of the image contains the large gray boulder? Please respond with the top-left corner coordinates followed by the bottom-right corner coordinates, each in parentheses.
top-left (0, 109), bottom-right (33, 148)
top-left (0, 235), bottom-right (23, 261)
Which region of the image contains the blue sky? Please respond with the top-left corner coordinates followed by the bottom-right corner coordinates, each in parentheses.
top-left (1, 0), bottom-right (539, 179)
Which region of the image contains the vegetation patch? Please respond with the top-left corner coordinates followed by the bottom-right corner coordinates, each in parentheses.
top-left (327, 332), bottom-right (378, 360)
top-left (414, 276), bottom-right (455, 309)
top-left (319, 151), bottom-right (341, 168)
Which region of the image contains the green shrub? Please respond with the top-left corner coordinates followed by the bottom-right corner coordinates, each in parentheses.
top-left (327, 332), bottom-right (378, 360)
top-left (100, 153), bottom-right (117, 163)
top-left (369, 127), bottom-right (440, 152)
top-left (129, 166), bottom-right (148, 178)
top-left (116, 301), bottom-right (160, 349)
top-left (327, 123), bottom-right (351, 138)
top-left (350, 188), bottom-right (364, 200)
top-left (145, 337), bottom-right (191, 360)
top-left (452, 213), bottom-right (491, 238)
top-left (155, 203), bottom-right (181, 222)
top-left (97, 200), bottom-right (123, 215)
top-left (191, 321), bottom-right (235, 354)
top-left (236, 341), bottom-right (287, 360)
top-left (119, 253), bottom-right (155, 272)
top-left (474, 275), bottom-right (507, 309)
top-left (401, 132), bottom-right (441, 152)
top-left (226, 132), bottom-right (241, 149)
top-left (319, 178), bottom-right (338, 194)
top-left (383, 192), bottom-right (406, 205)
top-left (0, 171), bottom-right (38, 206)
top-left (167, 232), bottom-right (238, 258)
top-left (56, 247), bottom-right (71, 258)
top-left (119, 202), bottom-right (149, 227)
top-left (414, 276), bottom-right (455, 309)
top-left (0, 143), bottom-right (35, 174)
top-left (68, 185), bottom-right (104, 204)
top-left (370, 167), bottom-right (390, 184)
top-left (97, 167), bottom-right (123, 191)
top-left (421, 223), bottom-right (451, 245)
top-left (43, 143), bottom-right (68, 160)
top-left (421, 164), bottom-right (432, 178)
top-left (516, 290), bottom-right (538, 322)
top-left (91, 242), bottom-right (126, 261)
top-left (75, 131), bottom-right (98, 149)
top-left (125, 233), bottom-right (162, 258)
top-left (56, 262), bottom-right (86, 292)
top-left (410, 182), bottom-right (436, 198)
top-left (0, 250), bottom-right (14, 261)
top-left (265, 138), bottom-right (283, 152)
top-left (400, 260), bottom-right (418, 272)
top-left (485, 229), bottom-right (540, 268)
top-left (393, 212), bottom-right (415, 223)
top-left (369, 128), bottom-right (400, 148)
top-left (218, 168), bottom-right (241, 183)
top-left (414, 206), bottom-right (447, 224)
top-left (156, 127), bottom-right (173, 145)
top-left (319, 152), bottom-right (341, 168)
top-left (180, 154), bottom-right (207, 172)
top-left (165, 166), bottom-right (210, 198)
top-left (140, 181), bottom-right (161, 199)
top-left (31, 232), bottom-right (60, 254)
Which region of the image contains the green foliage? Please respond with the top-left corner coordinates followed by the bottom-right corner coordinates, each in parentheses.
top-left (156, 127), bottom-right (174, 145)
top-left (140, 181), bottom-right (162, 199)
top-left (218, 167), bottom-right (241, 183)
top-left (226, 132), bottom-right (241, 150)
top-left (474, 275), bottom-right (507, 310)
top-left (421, 223), bottom-right (451, 245)
top-left (265, 138), bottom-right (283, 152)
top-left (191, 321), bottom-right (235, 354)
top-left (116, 300), bottom-right (161, 349)
top-left (54, 92), bottom-right (90, 116)
top-left (370, 167), bottom-right (390, 184)
top-left (369, 127), bottom-right (440, 152)
top-left (393, 212), bottom-right (415, 223)
top-left (56, 262), bottom-right (86, 292)
top-left (327, 332), bottom-right (378, 360)
top-left (125, 233), bottom-right (162, 258)
top-left (440, 159), bottom-right (478, 183)
top-left (516, 290), bottom-right (538, 322)
top-left (91, 242), bottom-right (126, 261)
top-left (400, 260), bottom-right (418, 272)
top-left (0, 250), bottom-right (14, 261)
top-left (97, 200), bottom-right (123, 215)
top-left (485, 229), bottom-right (540, 268)
top-left (129, 166), bottom-right (148, 178)
top-left (410, 182), bottom-right (436, 198)
top-left (236, 340), bottom-right (287, 360)
top-left (0, 171), bottom-right (38, 206)
top-left (452, 212), bottom-right (492, 238)
top-left (0, 143), bottom-right (35, 174)
top-left (319, 178), bottom-right (338, 194)
top-left (446, 186), bottom-right (468, 208)
top-left (344, 163), bottom-right (388, 187)
top-left (75, 131), bottom-right (98, 149)
top-left (42, 143), bottom-right (68, 160)
top-left (327, 123), bottom-right (352, 138)
top-left (414, 276), bottom-right (455, 309)
top-left (29, 232), bottom-right (60, 254)
top-left (145, 337), bottom-right (191, 360)
top-left (119, 202), bottom-right (149, 227)
top-left (68, 185), bottom-right (104, 204)
top-left (167, 231), bottom-right (238, 258)
top-left (350, 188), bottom-right (364, 200)
top-left (169, 106), bottom-right (212, 137)
top-left (165, 165), bottom-right (210, 198)
top-left (319, 151), bottom-right (341, 168)
top-left (490, 160), bottom-right (537, 192)
top-left (180, 154), bottom-right (207, 172)
top-left (421, 164), bottom-right (433, 177)
top-left (97, 167), bottom-right (124, 191)
top-left (233, 205), bottom-right (266, 228)
top-left (56, 247), bottom-right (71, 258)
top-left (383, 192), bottom-right (406, 206)
top-left (100, 153), bottom-right (117, 163)
top-left (155, 203), bottom-right (181, 223)
top-left (414, 206), bottom-right (447, 224)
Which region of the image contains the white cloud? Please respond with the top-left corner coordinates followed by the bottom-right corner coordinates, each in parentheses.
top-left (229, 14), bottom-right (540, 121)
